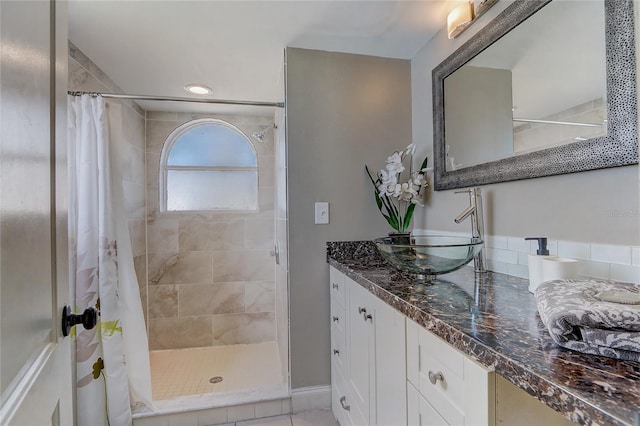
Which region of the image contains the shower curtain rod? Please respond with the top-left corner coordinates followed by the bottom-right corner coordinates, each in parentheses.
top-left (513, 118), bottom-right (603, 128)
top-left (68, 91), bottom-right (285, 108)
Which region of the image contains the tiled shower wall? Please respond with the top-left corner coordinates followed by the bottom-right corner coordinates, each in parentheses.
top-left (145, 112), bottom-right (277, 350)
top-left (68, 43), bottom-right (148, 306)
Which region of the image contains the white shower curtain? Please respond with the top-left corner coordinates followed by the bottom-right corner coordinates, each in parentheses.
top-left (68, 95), bottom-right (153, 425)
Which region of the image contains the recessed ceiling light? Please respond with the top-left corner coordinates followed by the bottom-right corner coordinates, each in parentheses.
top-left (184, 84), bottom-right (212, 95)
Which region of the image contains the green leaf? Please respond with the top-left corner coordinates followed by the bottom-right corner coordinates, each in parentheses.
top-left (380, 195), bottom-right (399, 230)
top-left (101, 320), bottom-right (122, 336)
top-left (92, 357), bottom-right (104, 380)
top-left (419, 156), bottom-right (429, 171)
top-left (365, 165), bottom-right (378, 186)
top-left (373, 189), bottom-right (383, 210)
top-left (403, 203), bottom-right (416, 231)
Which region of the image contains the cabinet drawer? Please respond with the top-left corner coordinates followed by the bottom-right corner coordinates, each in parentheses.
top-left (331, 319), bottom-right (347, 373)
top-left (418, 327), bottom-right (465, 426)
top-left (330, 285), bottom-right (346, 323)
top-left (329, 266), bottom-right (346, 307)
top-left (331, 301), bottom-right (346, 351)
top-left (408, 381), bottom-right (448, 426)
top-left (407, 318), bottom-right (493, 426)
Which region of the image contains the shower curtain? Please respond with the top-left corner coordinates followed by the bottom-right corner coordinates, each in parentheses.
top-left (68, 95), bottom-right (153, 425)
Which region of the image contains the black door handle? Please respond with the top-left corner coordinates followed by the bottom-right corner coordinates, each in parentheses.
top-left (62, 305), bottom-right (98, 337)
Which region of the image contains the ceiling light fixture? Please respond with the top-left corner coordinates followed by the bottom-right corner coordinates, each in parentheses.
top-left (447, 2), bottom-right (474, 39)
top-left (184, 84), bottom-right (212, 95)
top-left (447, 0), bottom-right (498, 40)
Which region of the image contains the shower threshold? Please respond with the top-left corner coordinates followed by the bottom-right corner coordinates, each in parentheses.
top-left (132, 384), bottom-right (290, 418)
top-left (133, 342), bottom-right (289, 417)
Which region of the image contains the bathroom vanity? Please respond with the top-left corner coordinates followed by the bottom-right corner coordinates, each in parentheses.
top-left (327, 241), bottom-right (639, 426)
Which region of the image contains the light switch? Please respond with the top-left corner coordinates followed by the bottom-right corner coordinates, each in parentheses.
top-left (315, 202), bottom-right (329, 224)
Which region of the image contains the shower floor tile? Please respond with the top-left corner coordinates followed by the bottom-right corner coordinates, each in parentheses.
top-left (150, 342), bottom-right (283, 400)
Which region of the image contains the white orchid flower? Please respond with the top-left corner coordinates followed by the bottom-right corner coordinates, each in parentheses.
top-left (411, 193), bottom-right (424, 206)
top-left (367, 144), bottom-right (428, 233)
top-left (385, 152), bottom-right (405, 174)
top-left (413, 173), bottom-right (428, 187)
top-left (378, 169), bottom-right (398, 185)
top-left (405, 143), bottom-right (416, 156)
top-left (386, 160), bottom-right (405, 175)
top-left (386, 151), bottom-right (402, 164)
top-left (389, 183), bottom-right (402, 197)
top-left (398, 182), bottom-right (418, 202)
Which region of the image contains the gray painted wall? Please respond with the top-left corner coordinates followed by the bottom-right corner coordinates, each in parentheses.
top-left (412, 1), bottom-right (639, 245)
top-left (286, 48), bottom-right (412, 388)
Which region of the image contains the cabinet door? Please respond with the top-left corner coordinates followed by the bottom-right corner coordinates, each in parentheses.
top-left (330, 267), bottom-right (347, 375)
top-left (329, 267), bottom-right (350, 424)
top-left (373, 295), bottom-right (407, 426)
top-left (347, 278), bottom-right (375, 426)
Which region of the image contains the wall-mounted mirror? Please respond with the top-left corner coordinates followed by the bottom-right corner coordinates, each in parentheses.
top-left (433, 0), bottom-right (637, 191)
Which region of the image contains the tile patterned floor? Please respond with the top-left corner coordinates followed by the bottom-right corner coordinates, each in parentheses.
top-left (150, 342), bottom-right (283, 400)
top-left (236, 410), bottom-right (338, 426)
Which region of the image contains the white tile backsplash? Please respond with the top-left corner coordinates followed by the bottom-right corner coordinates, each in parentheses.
top-left (507, 236), bottom-right (530, 253)
top-left (486, 247), bottom-right (519, 264)
top-left (416, 229), bottom-right (638, 284)
top-left (517, 252), bottom-right (530, 266)
top-left (578, 260), bottom-right (611, 280)
top-left (633, 247), bottom-right (640, 266)
top-left (591, 244), bottom-right (632, 265)
top-left (507, 263), bottom-right (529, 279)
top-left (486, 259), bottom-right (509, 275)
top-left (486, 235), bottom-right (508, 250)
top-left (609, 245), bottom-right (633, 265)
top-left (610, 264), bottom-right (640, 284)
top-left (557, 241), bottom-right (591, 260)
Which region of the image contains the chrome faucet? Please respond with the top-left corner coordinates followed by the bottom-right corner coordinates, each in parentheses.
top-left (454, 187), bottom-right (487, 274)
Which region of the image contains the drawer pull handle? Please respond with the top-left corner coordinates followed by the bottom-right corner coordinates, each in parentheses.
top-left (332, 283), bottom-right (339, 290)
top-left (333, 349), bottom-right (340, 355)
top-left (428, 370), bottom-right (444, 385)
top-left (364, 313), bottom-right (373, 321)
top-left (332, 316), bottom-right (339, 322)
top-left (358, 307), bottom-right (367, 314)
top-left (339, 396), bottom-right (350, 411)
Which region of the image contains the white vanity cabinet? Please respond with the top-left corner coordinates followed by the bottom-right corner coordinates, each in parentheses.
top-left (329, 266), bottom-right (406, 426)
top-left (330, 267), bottom-right (349, 426)
top-left (406, 318), bottom-right (495, 426)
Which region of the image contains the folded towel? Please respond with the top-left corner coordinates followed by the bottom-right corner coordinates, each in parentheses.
top-left (535, 279), bottom-right (640, 362)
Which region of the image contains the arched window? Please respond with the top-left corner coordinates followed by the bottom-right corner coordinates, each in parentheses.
top-left (160, 119), bottom-right (258, 212)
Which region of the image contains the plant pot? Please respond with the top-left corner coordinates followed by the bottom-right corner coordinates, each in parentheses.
top-left (388, 232), bottom-right (411, 245)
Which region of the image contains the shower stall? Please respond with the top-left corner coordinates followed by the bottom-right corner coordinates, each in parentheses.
top-left (142, 110), bottom-right (289, 410)
top-left (69, 44), bottom-right (290, 418)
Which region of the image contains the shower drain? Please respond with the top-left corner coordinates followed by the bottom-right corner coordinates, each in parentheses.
top-left (209, 376), bottom-right (223, 384)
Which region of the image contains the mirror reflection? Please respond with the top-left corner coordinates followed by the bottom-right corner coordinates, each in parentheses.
top-left (444, 1), bottom-right (606, 171)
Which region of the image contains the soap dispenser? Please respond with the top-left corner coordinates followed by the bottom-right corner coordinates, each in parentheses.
top-left (525, 237), bottom-right (556, 293)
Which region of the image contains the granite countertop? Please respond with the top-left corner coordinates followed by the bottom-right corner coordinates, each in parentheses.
top-left (327, 241), bottom-right (640, 426)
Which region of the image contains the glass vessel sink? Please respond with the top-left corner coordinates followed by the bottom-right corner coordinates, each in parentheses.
top-left (373, 235), bottom-right (484, 280)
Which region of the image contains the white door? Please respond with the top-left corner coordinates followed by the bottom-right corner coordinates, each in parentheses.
top-left (0, 1), bottom-right (73, 425)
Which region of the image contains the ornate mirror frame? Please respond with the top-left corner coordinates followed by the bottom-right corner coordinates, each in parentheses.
top-left (433, 0), bottom-right (637, 191)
